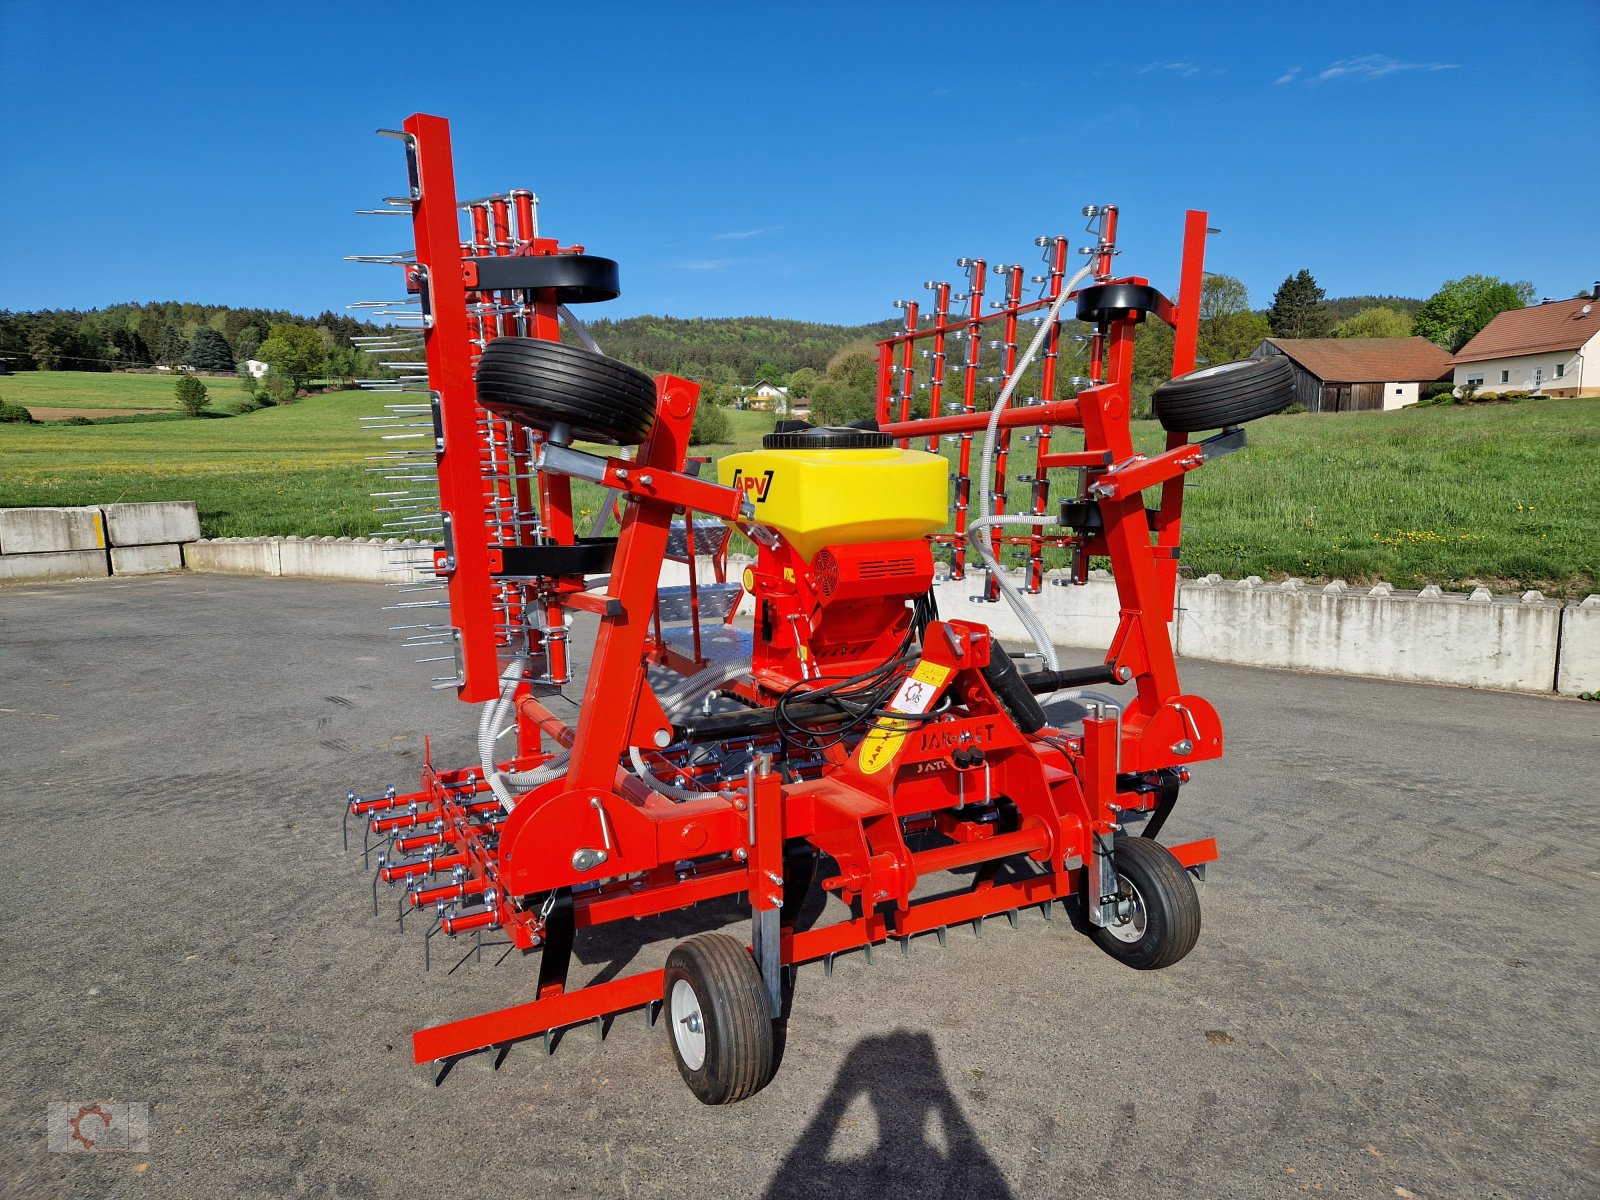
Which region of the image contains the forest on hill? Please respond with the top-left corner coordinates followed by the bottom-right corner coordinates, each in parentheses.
top-left (570, 314), bottom-right (901, 384)
top-left (0, 302), bottom-right (382, 375)
top-left (0, 290), bottom-right (1428, 388)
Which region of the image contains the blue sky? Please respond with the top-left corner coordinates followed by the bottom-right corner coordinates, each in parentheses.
top-left (2, 0), bottom-right (1596, 325)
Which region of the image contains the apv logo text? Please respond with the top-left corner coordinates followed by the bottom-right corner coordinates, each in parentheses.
top-left (730, 468), bottom-right (776, 503)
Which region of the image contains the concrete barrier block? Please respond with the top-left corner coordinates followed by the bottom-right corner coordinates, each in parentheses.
top-left (1556, 596), bottom-right (1600, 696)
top-left (1176, 577), bottom-right (1562, 693)
top-left (0, 506), bottom-right (106, 554)
top-left (111, 543), bottom-right (184, 575)
top-left (934, 568), bottom-right (1158, 652)
top-left (0, 548), bottom-right (110, 583)
top-left (103, 501), bottom-right (201, 547)
top-left (280, 536), bottom-right (413, 582)
top-left (184, 538), bottom-right (282, 576)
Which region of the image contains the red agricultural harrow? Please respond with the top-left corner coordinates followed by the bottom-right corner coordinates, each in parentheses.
top-left (343, 114), bottom-right (1293, 1103)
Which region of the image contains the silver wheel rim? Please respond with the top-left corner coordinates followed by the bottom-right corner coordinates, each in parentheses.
top-left (670, 978), bottom-right (706, 1071)
top-left (1104, 873), bottom-right (1148, 944)
top-left (1182, 360), bottom-right (1253, 381)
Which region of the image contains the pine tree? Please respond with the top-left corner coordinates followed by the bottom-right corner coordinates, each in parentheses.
top-left (155, 323), bottom-right (188, 369)
top-left (185, 327), bottom-right (236, 372)
top-left (1267, 270), bottom-right (1330, 339)
top-left (174, 374), bottom-right (210, 417)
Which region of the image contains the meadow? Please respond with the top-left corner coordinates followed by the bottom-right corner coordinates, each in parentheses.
top-left (0, 370), bottom-right (234, 413)
top-left (0, 374), bottom-right (1595, 596)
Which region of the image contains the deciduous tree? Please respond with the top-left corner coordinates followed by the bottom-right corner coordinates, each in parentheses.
top-left (1333, 306), bottom-right (1413, 339)
top-left (1198, 274), bottom-right (1272, 365)
top-left (257, 323), bottom-right (326, 392)
top-left (1411, 275), bottom-right (1535, 352)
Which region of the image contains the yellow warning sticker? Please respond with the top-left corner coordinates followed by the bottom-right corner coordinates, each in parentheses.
top-left (853, 660), bottom-right (952, 777)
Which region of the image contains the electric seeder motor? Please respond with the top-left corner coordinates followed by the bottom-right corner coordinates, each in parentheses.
top-left (343, 114), bottom-right (1296, 1103)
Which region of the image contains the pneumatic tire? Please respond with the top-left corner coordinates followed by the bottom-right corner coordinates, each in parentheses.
top-left (663, 932), bottom-right (775, 1104)
top-left (1089, 836), bottom-right (1201, 970)
top-left (1152, 356), bottom-right (1295, 433)
top-left (475, 337), bottom-right (657, 446)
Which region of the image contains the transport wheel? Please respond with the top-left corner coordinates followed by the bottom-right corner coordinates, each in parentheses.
top-left (663, 932), bottom-right (775, 1104)
top-left (1089, 837), bottom-right (1201, 970)
top-left (1151, 355), bottom-right (1295, 433)
top-left (475, 337), bottom-right (657, 446)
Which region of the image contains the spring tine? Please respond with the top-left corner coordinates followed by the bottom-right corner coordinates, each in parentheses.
top-left (425, 918), bottom-right (441, 971)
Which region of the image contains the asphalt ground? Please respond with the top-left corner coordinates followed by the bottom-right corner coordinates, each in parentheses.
top-left (1, 574), bottom-right (1594, 1200)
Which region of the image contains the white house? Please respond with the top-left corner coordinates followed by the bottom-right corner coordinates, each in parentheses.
top-left (746, 379), bottom-right (790, 413)
top-left (1449, 297), bottom-right (1600, 397)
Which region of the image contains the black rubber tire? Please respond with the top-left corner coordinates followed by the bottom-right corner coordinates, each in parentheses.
top-left (762, 426), bottom-right (893, 450)
top-left (1075, 282), bottom-right (1161, 325)
top-left (1152, 355), bottom-right (1295, 433)
top-left (475, 337), bottom-right (657, 446)
top-left (663, 933), bottom-right (775, 1104)
top-left (1089, 836), bottom-right (1201, 970)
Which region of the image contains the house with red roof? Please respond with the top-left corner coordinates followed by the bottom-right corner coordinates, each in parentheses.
top-left (1448, 297), bottom-right (1600, 397)
top-left (1250, 337), bottom-right (1453, 412)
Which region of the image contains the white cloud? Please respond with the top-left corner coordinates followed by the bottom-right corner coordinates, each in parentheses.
top-left (675, 258), bottom-right (740, 271)
top-left (1311, 54), bottom-right (1459, 82)
top-left (710, 226), bottom-right (784, 241)
top-left (1138, 61), bottom-right (1201, 78)
top-left (1275, 66), bottom-right (1301, 85)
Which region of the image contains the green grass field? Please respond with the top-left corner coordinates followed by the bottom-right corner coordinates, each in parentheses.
top-left (1, 373), bottom-right (1595, 595)
top-left (0, 370), bottom-right (244, 412)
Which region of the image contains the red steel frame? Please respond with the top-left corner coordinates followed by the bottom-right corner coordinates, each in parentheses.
top-left (873, 209), bottom-right (1211, 596)
top-left (350, 115), bottom-right (1228, 1075)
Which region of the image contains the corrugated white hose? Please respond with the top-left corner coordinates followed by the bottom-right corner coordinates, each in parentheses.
top-left (968, 260), bottom-right (1098, 672)
top-left (479, 658), bottom-right (570, 809)
top-left (559, 304), bottom-right (601, 354)
top-left (629, 660), bottom-right (757, 800)
top-left (657, 658), bottom-right (753, 718)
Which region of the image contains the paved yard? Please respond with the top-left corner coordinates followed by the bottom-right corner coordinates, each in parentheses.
top-left (1, 575), bottom-right (1594, 1199)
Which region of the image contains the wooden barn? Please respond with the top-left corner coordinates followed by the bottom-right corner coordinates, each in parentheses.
top-left (1250, 337), bottom-right (1452, 413)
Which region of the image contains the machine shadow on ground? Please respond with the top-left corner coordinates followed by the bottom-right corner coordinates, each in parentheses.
top-left (763, 1030), bottom-right (1014, 1200)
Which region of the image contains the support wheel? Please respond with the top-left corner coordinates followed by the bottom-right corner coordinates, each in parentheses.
top-left (1152, 356), bottom-right (1295, 432)
top-left (663, 932), bottom-right (775, 1104)
top-left (1089, 837), bottom-right (1201, 970)
top-left (475, 337), bottom-right (657, 446)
